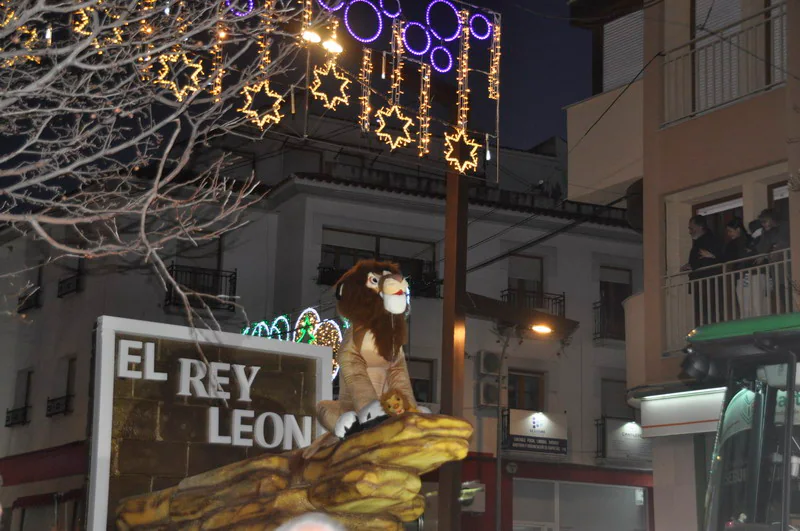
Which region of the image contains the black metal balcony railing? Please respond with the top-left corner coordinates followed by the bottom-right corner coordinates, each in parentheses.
top-left (165, 263), bottom-right (238, 311)
top-left (17, 288), bottom-right (41, 313)
top-left (5, 406), bottom-right (29, 427)
top-left (316, 265), bottom-right (441, 298)
top-left (57, 273), bottom-right (82, 298)
top-left (501, 289), bottom-right (566, 317)
top-left (46, 395), bottom-right (73, 417)
top-left (593, 301), bottom-right (626, 341)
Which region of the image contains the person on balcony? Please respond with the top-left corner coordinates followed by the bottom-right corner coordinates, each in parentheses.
top-left (753, 208), bottom-right (790, 314)
top-left (680, 215), bottom-right (722, 327)
top-left (700, 218), bottom-right (755, 319)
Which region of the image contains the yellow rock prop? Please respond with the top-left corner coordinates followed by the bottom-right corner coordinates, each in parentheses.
top-left (116, 413), bottom-right (473, 530)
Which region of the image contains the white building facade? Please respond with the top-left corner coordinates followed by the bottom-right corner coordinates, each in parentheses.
top-left (0, 125), bottom-right (649, 530)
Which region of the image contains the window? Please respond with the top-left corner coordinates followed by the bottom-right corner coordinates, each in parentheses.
top-left (596, 267), bottom-right (632, 341)
top-left (319, 229), bottom-right (438, 297)
top-left (507, 255), bottom-right (544, 295)
top-left (407, 358), bottom-right (435, 404)
top-left (769, 182), bottom-right (789, 223)
top-left (176, 237), bottom-right (223, 270)
top-left (48, 357), bottom-right (76, 417)
top-left (6, 369), bottom-right (32, 426)
top-left (507, 370), bottom-right (545, 411)
top-left (601, 379), bottom-right (634, 420)
top-left (694, 0), bottom-right (742, 113)
top-left (694, 195), bottom-right (744, 242)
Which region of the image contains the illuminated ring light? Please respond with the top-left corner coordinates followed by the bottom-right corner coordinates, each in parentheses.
top-left (317, 0), bottom-right (346, 11)
top-left (345, 0), bottom-right (384, 44)
top-left (430, 46), bottom-right (453, 73)
top-left (379, 0), bottom-right (401, 18)
top-left (425, 0), bottom-right (461, 43)
top-left (402, 22), bottom-right (431, 56)
top-left (225, 0), bottom-right (254, 17)
top-left (470, 13), bottom-right (492, 40)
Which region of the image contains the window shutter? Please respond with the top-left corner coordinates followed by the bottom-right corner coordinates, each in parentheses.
top-left (694, 0), bottom-right (742, 111)
top-left (602, 10), bottom-right (644, 92)
top-left (14, 369), bottom-right (31, 408)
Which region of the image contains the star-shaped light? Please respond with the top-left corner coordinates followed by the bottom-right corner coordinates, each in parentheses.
top-left (238, 80), bottom-right (284, 129)
top-left (444, 127), bottom-right (481, 174)
top-left (310, 60), bottom-right (351, 110)
top-left (375, 105), bottom-right (415, 151)
top-left (154, 51), bottom-right (204, 102)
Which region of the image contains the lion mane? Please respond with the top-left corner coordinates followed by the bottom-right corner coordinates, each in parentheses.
top-left (335, 259), bottom-right (408, 362)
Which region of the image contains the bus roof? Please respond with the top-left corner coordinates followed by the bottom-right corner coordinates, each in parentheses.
top-left (687, 313), bottom-right (800, 344)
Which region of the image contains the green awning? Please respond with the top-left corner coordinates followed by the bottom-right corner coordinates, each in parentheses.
top-left (687, 313), bottom-right (800, 344)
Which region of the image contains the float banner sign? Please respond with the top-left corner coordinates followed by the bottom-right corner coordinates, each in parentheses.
top-left (87, 316), bottom-right (332, 530)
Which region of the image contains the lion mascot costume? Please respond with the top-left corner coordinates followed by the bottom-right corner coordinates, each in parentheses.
top-left (317, 259), bottom-right (430, 439)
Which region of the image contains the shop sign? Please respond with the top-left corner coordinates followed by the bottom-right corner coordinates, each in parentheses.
top-left (504, 409), bottom-right (568, 455)
top-left (604, 419), bottom-right (652, 462)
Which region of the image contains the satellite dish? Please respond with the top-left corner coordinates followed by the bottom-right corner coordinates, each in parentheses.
top-left (626, 179), bottom-right (643, 232)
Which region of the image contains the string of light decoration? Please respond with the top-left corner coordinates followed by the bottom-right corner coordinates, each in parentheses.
top-left (242, 308), bottom-right (349, 381)
top-left (418, 63), bottom-right (432, 157)
top-left (489, 13), bottom-right (501, 100)
top-left (358, 48), bottom-right (373, 132)
top-left (301, 0), bottom-right (321, 43)
top-left (238, 4), bottom-right (286, 128)
top-left (152, 1), bottom-right (204, 102)
top-left (135, 0), bottom-right (158, 81)
top-left (210, 19), bottom-right (226, 102)
top-left (73, 1), bottom-right (124, 53)
top-left (1, 24), bottom-right (39, 67)
top-left (444, 8), bottom-right (480, 174)
top-left (374, 19), bottom-right (414, 151)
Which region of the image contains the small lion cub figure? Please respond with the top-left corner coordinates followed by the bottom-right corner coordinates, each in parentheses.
top-left (381, 389), bottom-right (419, 417)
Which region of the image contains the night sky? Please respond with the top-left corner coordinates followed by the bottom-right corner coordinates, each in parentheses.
top-left (486, 0), bottom-right (593, 149)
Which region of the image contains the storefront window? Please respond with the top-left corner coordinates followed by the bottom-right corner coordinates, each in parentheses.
top-left (559, 483), bottom-right (647, 531)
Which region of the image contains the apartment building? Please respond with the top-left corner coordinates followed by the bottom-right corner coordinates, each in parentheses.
top-left (0, 115), bottom-right (647, 530)
top-left (566, 0), bottom-right (799, 528)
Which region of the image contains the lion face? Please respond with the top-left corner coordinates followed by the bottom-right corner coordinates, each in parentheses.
top-left (334, 260), bottom-right (409, 361)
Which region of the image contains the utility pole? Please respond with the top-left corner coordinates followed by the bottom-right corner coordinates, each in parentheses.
top-left (438, 169), bottom-right (468, 530)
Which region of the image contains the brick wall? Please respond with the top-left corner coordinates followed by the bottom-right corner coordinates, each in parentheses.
top-left (106, 334), bottom-right (319, 528)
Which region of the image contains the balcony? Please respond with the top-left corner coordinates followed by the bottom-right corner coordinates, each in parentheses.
top-left (46, 395), bottom-right (73, 417)
top-left (663, 2), bottom-right (787, 125)
top-left (502, 289), bottom-right (566, 317)
top-left (5, 406), bottom-right (29, 427)
top-left (17, 287), bottom-right (41, 313)
top-left (593, 301), bottom-right (626, 342)
top-left (663, 249), bottom-right (792, 353)
top-left (165, 263), bottom-right (237, 311)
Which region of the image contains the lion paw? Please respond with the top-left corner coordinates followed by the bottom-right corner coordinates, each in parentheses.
top-left (334, 411), bottom-right (358, 439)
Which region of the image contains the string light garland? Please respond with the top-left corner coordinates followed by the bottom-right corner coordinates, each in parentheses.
top-left (358, 48), bottom-right (373, 132)
top-left (1, 24), bottom-right (40, 67)
top-left (418, 63), bottom-right (432, 157)
top-left (310, 59), bottom-right (351, 110)
top-left (444, 127), bottom-right (480, 173)
top-left (238, 80), bottom-right (284, 128)
top-left (0, 2), bottom-right (15, 29)
top-left (73, 4), bottom-right (124, 52)
top-left (375, 105), bottom-right (414, 151)
top-left (153, 51), bottom-right (204, 102)
top-left (242, 309), bottom-right (345, 381)
top-left (373, 19), bottom-right (414, 151)
top-left (210, 23), bottom-right (225, 101)
top-left (136, 0), bottom-right (158, 81)
top-left (444, 9), bottom-right (480, 174)
top-left (488, 13), bottom-right (501, 100)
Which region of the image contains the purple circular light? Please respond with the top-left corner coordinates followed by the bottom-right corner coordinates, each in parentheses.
top-left (225, 0), bottom-right (254, 17)
top-left (379, 0), bottom-right (401, 18)
top-left (345, 0), bottom-right (384, 43)
top-left (317, 0), bottom-right (346, 11)
top-left (430, 46), bottom-right (453, 73)
top-left (426, 0), bottom-right (461, 43)
top-left (402, 22), bottom-right (431, 56)
top-left (469, 13), bottom-right (492, 40)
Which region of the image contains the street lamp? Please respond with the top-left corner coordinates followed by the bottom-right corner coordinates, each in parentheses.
top-left (531, 324), bottom-right (552, 335)
top-left (302, 30), bottom-right (322, 43)
top-left (322, 37), bottom-right (343, 54)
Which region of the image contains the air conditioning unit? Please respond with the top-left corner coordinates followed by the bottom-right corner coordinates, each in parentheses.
top-left (478, 379), bottom-right (499, 408)
top-left (479, 351), bottom-right (501, 376)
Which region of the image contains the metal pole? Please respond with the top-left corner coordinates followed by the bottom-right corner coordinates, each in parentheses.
top-left (438, 170), bottom-right (468, 530)
top-left (496, 328), bottom-right (511, 531)
top-left (303, 47), bottom-right (311, 138)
